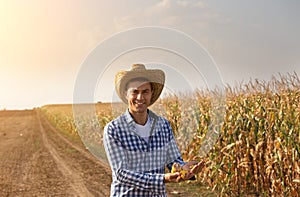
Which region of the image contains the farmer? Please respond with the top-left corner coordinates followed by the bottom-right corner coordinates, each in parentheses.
top-left (103, 64), bottom-right (204, 196)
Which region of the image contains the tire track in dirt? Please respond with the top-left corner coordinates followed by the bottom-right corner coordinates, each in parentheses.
top-left (36, 111), bottom-right (94, 196)
top-left (37, 110), bottom-right (111, 196)
top-left (40, 111), bottom-right (110, 173)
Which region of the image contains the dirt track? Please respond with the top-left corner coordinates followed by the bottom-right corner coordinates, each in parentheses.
top-left (0, 110), bottom-right (194, 197)
top-left (0, 110), bottom-right (111, 196)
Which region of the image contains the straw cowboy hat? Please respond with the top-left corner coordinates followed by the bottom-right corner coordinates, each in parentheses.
top-left (115, 64), bottom-right (165, 106)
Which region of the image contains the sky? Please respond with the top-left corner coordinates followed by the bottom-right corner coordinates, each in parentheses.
top-left (1, 0), bottom-right (299, 109)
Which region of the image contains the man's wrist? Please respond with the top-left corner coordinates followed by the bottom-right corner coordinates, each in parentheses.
top-left (163, 174), bottom-right (168, 183)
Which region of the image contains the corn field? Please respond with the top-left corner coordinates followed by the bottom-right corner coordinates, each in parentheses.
top-left (40, 73), bottom-right (300, 196)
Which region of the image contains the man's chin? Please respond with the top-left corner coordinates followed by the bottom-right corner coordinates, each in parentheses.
top-left (134, 107), bottom-right (147, 113)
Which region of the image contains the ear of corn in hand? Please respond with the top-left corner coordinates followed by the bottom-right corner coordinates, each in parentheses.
top-left (171, 163), bottom-right (190, 179)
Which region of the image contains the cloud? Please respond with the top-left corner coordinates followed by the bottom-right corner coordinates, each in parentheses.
top-left (157, 0), bottom-right (172, 8)
top-left (113, 15), bottom-right (138, 31)
top-left (112, 0), bottom-right (206, 28)
top-left (140, 0), bottom-right (232, 41)
top-left (157, 0), bottom-right (206, 9)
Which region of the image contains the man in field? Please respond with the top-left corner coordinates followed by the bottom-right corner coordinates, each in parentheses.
top-left (103, 64), bottom-right (204, 196)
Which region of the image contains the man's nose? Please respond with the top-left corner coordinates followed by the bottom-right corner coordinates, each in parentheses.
top-left (137, 92), bottom-right (143, 100)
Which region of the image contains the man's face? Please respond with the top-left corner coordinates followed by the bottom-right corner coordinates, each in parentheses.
top-left (126, 80), bottom-right (152, 114)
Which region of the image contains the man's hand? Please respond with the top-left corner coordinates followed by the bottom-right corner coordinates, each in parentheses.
top-left (164, 172), bottom-right (181, 183)
top-left (168, 160), bottom-right (205, 182)
top-left (181, 160), bottom-right (205, 180)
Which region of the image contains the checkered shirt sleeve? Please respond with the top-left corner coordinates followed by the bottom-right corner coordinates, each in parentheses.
top-left (103, 110), bottom-right (185, 197)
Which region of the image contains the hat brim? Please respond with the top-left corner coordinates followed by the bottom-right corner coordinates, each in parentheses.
top-left (115, 69), bottom-right (165, 106)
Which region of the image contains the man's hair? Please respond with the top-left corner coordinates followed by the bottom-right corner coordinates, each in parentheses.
top-left (125, 77), bottom-right (154, 91)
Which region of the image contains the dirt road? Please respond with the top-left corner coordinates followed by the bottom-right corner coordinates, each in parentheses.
top-left (0, 110), bottom-right (197, 197)
top-left (0, 110), bottom-right (111, 196)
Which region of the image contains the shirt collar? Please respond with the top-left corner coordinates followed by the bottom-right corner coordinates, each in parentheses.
top-left (124, 109), bottom-right (135, 124)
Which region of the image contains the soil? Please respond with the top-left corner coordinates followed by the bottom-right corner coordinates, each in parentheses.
top-left (0, 110), bottom-right (112, 196)
top-left (0, 110), bottom-right (196, 197)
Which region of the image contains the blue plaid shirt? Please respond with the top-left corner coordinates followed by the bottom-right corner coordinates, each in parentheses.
top-left (104, 109), bottom-right (185, 197)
